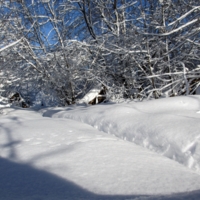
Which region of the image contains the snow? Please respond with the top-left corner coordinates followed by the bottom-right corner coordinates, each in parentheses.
top-left (1, 96), bottom-right (200, 199)
top-left (0, 39), bottom-right (23, 53)
top-left (0, 96), bottom-right (10, 110)
top-left (78, 88), bottom-right (101, 104)
top-left (42, 96), bottom-right (200, 173)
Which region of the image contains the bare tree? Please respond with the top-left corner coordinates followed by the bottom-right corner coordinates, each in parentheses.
top-left (0, 0), bottom-right (200, 105)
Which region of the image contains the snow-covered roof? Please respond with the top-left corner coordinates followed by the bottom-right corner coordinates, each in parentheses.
top-left (78, 88), bottom-right (101, 104)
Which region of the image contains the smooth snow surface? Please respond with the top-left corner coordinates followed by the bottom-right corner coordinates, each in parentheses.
top-left (1, 96), bottom-right (200, 200)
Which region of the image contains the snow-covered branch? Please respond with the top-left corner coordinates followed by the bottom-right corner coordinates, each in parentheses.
top-left (0, 38), bottom-right (23, 52)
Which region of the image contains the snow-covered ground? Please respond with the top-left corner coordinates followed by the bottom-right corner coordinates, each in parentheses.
top-left (1, 96), bottom-right (200, 199)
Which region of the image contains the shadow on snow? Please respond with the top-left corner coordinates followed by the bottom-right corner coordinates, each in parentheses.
top-left (1, 157), bottom-right (200, 200)
top-left (1, 111), bottom-right (200, 200)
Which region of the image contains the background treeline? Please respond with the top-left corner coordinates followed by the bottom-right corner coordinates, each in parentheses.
top-left (0, 0), bottom-right (200, 106)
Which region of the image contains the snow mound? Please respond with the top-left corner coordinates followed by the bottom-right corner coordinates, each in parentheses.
top-left (42, 96), bottom-right (200, 173)
top-left (1, 108), bottom-right (200, 199)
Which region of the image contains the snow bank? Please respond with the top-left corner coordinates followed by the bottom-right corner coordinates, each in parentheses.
top-left (42, 96), bottom-right (200, 173)
top-left (1, 107), bottom-right (200, 199)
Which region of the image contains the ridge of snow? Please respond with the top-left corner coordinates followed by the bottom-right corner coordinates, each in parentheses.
top-left (1, 108), bottom-right (200, 199)
top-left (42, 96), bottom-right (200, 173)
top-left (1, 96), bottom-right (200, 199)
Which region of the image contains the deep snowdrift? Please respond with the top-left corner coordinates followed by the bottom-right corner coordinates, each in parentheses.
top-left (1, 96), bottom-right (200, 199)
top-left (42, 96), bottom-right (200, 173)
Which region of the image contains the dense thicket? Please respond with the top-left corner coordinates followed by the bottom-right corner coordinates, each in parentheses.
top-left (0, 0), bottom-right (200, 105)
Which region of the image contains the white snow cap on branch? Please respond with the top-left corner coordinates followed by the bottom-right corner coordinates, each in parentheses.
top-left (41, 0), bottom-right (50, 3)
top-left (0, 38), bottom-right (23, 53)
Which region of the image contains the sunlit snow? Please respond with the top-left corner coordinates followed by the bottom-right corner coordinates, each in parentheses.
top-left (1, 96), bottom-right (200, 200)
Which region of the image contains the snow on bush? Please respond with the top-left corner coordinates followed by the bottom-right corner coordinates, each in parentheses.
top-left (0, 96), bottom-right (10, 108)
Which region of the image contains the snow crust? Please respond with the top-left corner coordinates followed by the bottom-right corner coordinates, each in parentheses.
top-left (1, 96), bottom-right (200, 199)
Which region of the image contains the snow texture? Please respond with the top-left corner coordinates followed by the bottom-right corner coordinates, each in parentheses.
top-left (1, 96), bottom-right (200, 199)
top-left (42, 96), bottom-right (200, 173)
